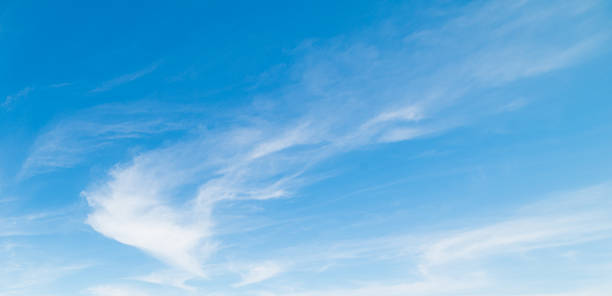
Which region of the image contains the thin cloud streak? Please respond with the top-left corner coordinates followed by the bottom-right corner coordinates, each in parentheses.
top-left (233, 261), bottom-right (285, 287)
top-left (90, 63), bottom-right (159, 93)
top-left (2, 86), bottom-right (32, 110)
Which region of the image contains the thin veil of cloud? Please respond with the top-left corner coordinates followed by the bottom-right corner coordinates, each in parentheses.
top-left (19, 102), bottom-right (203, 179)
top-left (248, 184), bottom-right (612, 296)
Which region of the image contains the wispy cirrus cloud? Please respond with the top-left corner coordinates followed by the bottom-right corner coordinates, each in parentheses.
top-left (0, 237), bottom-right (90, 296)
top-left (85, 152), bottom-right (217, 277)
top-left (49, 82), bottom-right (72, 88)
top-left (90, 62), bottom-right (159, 93)
top-left (233, 261), bottom-right (285, 287)
top-left (87, 285), bottom-right (152, 296)
top-left (0, 206), bottom-right (79, 237)
top-left (0, 263), bottom-right (89, 295)
top-left (265, 275), bottom-right (487, 296)
top-left (78, 0), bottom-right (610, 290)
top-left (249, 183), bottom-right (612, 296)
top-left (513, 287), bottom-right (612, 296)
top-left (419, 184), bottom-right (612, 269)
top-left (131, 269), bottom-right (196, 291)
top-left (20, 102), bottom-right (202, 178)
top-left (1, 86), bottom-right (32, 110)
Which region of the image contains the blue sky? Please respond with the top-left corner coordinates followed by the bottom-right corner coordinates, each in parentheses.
top-left (1, 0), bottom-right (612, 295)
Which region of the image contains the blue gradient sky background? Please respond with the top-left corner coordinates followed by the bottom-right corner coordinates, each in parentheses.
top-left (2, 1), bottom-right (612, 295)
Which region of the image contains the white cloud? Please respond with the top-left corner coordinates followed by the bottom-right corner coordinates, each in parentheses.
top-left (0, 207), bottom-right (77, 237)
top-left (0, 248), bottom-right (89, 295)
top-left (265, 273), bottom-right (487, 296)
top-left (377, 126), bottom-right (434, 143)
top-left (421, 214), bottom-right (611, 268)
top-left (499, 98), bottom-right (528, 112)
top-left (85, 155), bottom-right (216, 277)
top-left (87, 285), bottom-right (150, 296)
top-left (0, 208), bottom-right (90, 295)
top-left (421, 184), bottom-right (612, 269)
top-left (234, 261), bottom-right (285, 287)
top-left (253, 183), bottom-right (612, 296)
top-left (20, 102), bottom-right (200, 178)
top-left (81, 0), bottom-right (609, 287)
top-left (91, 63), bottom-right (159, 93)
top-left (365, 105), bottom-right (425, 126)
top-left (131, 269), bottom-right (196, 291)
top-left (49, 82), bottom-right (72, 88)
top-left (513, 287), bottom-right (612, 296)
top-left (2, 86), bottom-right (32, 109)
top-left (83, 123), bottom-right (318, 277)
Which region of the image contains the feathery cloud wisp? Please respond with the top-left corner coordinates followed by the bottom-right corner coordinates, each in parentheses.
top-left (2, 86), bottom-right (32, 110)
top-left (91, 63), bottom-right (159, 93)
top-left (251, 183), bottom-right (612, 296)
top-left (234, 261), bottom-right (285, 287)
top-left (20, 102), bottom-right (200, 178)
